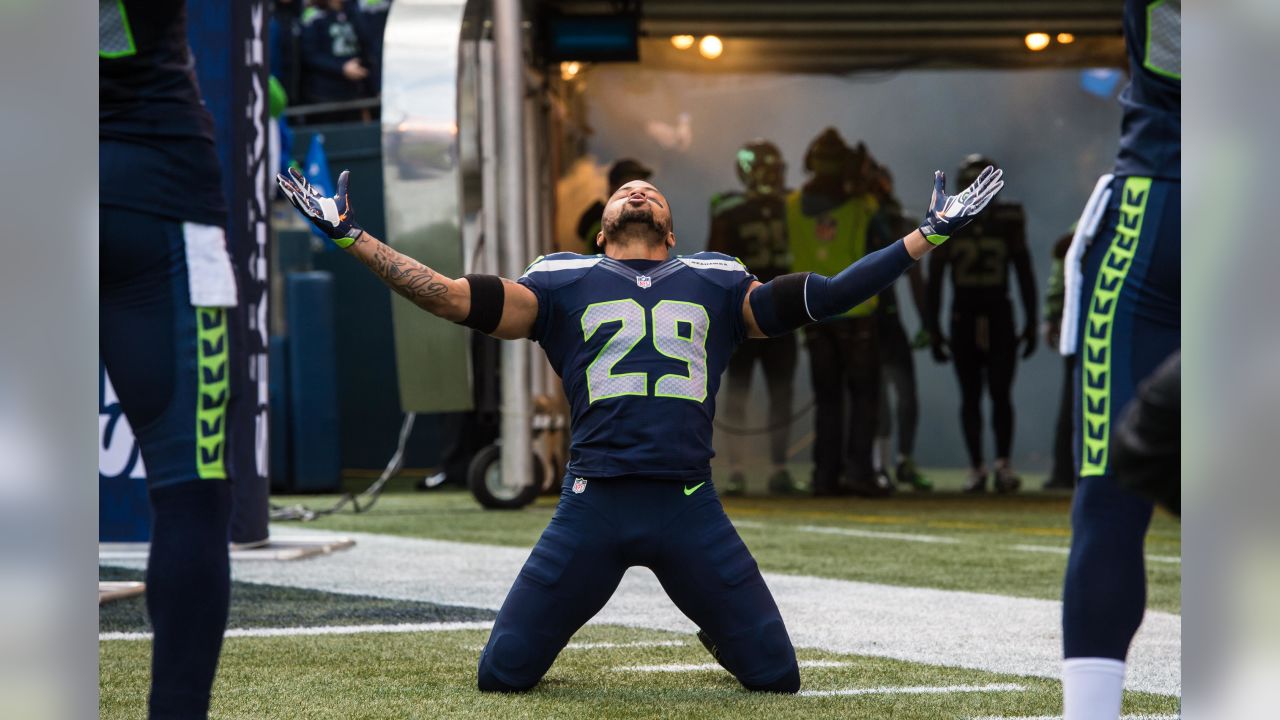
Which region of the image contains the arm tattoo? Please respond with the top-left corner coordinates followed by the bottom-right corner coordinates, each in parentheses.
top-left (360, 237), bottom-right (450, 308)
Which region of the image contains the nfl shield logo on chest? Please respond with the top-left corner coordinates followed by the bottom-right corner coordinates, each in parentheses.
top-left (636, 275), bottom-right (652, 289)
top-left (572, 477), bottom-right (588, 494)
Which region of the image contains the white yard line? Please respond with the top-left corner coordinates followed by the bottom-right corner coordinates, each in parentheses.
top-left (735, 520), bottom-right (1180, 564)
top-left (101, 526), bottom-right (1181, 696)
top-left (567, 640), bottom-right (686, 650)
top-left (794, 524), bottom-right (961, 544)
top-left (615, 660), bottom-right (849, 673)
top-left (967, 715), bottom-right (1179, 720)
top-left (1011, 544), bottom-right (1181, 564)
top-left (100, 621), bottom-right (493, 642)
top-left (800, 683), bottom-right (1025, 697)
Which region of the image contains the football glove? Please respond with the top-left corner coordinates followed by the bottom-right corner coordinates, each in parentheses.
top-left (917, 165), bottom-right (1004, 245)
top-left (276, 167), bottom-right (363, 248)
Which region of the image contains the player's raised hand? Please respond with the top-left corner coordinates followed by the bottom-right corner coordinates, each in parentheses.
top-left (916, 166), bottom-right (1004, 245)
top-left (276, 167), bottom-right (364, 248)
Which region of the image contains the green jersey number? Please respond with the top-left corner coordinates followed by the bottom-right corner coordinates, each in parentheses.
top-left (581, 299), bottom-right (709, 405)
top-left (99, 0), bottom-right (138, 58)
top-left (951, 236), bottom-right (1008, 288)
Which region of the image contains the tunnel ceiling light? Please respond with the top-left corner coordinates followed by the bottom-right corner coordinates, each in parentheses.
top-left (1057, 32), bottom-right (1076, 44)
top-left (560, 61), bottom-right (581, 81)
top-left (698, 35), bottom-right (723, 60)
top-left (1024, 32), bottom-right (1051, 51)
top-left (671, 34), bottom-right (695, 50)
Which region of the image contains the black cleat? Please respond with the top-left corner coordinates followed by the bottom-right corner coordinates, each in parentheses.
top-left (895, 457), bottom-right (933, 492)
top-left (963, 468), bottom-right (988, 494)
top-left (767, 469), bottom-right (806, 496)
top-left (993, 465), bottom-right (1022, 494)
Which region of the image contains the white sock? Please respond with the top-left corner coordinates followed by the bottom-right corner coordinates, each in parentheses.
top-left (1063, 657), bottom-right (1125, 720)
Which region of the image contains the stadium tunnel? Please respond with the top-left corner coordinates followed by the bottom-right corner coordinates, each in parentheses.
top-left (375, 0), bottom-right (1126, 498)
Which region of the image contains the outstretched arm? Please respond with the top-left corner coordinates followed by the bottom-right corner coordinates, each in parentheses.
top-left (742, 166), bottom-right (1004, 338)
top-left (277, 169), bottom-right (537, 340)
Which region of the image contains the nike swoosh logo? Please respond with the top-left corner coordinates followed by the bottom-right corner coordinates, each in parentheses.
top-left (683, 482), bottom-right (706, 496)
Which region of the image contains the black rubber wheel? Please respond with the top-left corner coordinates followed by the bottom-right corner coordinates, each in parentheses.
top-left (467, 444), bottom-right (543, 510)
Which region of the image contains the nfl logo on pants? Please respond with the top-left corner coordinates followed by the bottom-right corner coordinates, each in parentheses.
top-left (636, 275), bottom-right (652, 289)
top-left (572, 477), bottom-right (588, 494)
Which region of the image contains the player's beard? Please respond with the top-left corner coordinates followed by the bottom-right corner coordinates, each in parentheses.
top-left (602, 204), bottom-right (665, 247)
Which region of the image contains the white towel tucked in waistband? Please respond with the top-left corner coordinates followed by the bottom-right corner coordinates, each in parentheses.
top-left (1059, 174), bottom-right (1113, 356)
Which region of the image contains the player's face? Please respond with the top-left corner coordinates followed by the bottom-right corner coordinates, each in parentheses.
top-left (599, 181), bottom-right (674, 248)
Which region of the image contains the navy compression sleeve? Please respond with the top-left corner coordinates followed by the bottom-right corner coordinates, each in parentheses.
top-left (749, 239), bottom-right (915, 337)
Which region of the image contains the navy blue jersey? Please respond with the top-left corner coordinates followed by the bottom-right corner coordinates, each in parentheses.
top-left (299, 5), bottom-right (367, 104)
top-left (518, 252), bottom-right (756, 480)
top-left (1115, 0), bottom-right (1181, 179)
top-left (706, 191), bottom-right (791, 282)
top-left (99, 0), bottom-right (225, 225)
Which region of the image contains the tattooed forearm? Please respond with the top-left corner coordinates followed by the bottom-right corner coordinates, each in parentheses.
top-left (347, 233), bottom-right (459, 317)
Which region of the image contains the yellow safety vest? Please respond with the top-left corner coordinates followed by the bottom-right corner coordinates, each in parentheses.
top-left (785, 190), bottom-right (879, 317)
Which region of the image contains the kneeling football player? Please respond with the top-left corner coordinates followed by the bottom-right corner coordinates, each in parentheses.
top-left (277, 161), bottom-right (1004, 693)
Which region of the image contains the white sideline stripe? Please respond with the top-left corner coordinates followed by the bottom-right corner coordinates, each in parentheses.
top-left (615, 660), bottom-right (849, 673)
top-left (967, 715), bottom-right (1179, 720)
top-left (1012, 544), bottom-right (1181, 565)
top-left (795, 524), bottom-right (960, 545)
top-left (799, 682), bottom-right (1025, 697)
top-left (101, 527), bottom-right (1179, 696)
top-left (99, 621), bottom-right (494, 642)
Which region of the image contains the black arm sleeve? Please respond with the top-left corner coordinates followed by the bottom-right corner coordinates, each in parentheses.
top-left (749, 239), bottom-right (915, 337)
top-left (457, 274), bottom-right (505, 335)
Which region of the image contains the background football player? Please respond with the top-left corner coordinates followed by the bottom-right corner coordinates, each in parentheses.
top-left (278, 154), bottom-right (1003, 693)
top-left (926, 154), bottom-right (1038, 493)
top-left (707, 139), bottom-right (802, 496)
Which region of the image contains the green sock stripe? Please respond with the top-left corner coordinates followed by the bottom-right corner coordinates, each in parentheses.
top-left (1080, 176), bottom-right (1151, 477)
top-left (196, 307), bottom-right (230, 480)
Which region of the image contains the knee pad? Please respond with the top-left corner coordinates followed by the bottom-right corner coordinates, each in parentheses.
top-left (476, 632), bottom-right (539, 692)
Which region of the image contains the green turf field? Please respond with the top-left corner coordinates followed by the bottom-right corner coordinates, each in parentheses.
top-left (100, 625), bottom-right (1179, 720)
top-left (274, 468), bottom-right (1181, 612)
top-left (100, 469), bottom-right (1181, 718)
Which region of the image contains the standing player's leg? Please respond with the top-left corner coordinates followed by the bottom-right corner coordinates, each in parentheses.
top-left (1046, 353), bottom-right (1078, 489)
top-left (805, 323), bottom-right (847, 496)
top-left (655, 487), bottom-right (800, 692)
top-left (1062, 177), bottom-right (1180, 720)
top-left (100, 207), bottom-right (235, 718)
top-left (988, 306), bottom-right (1021, 492)
top-left (841, 318), bottom-right (884, 495)
top-left (950, 312), bottom-right (987, 491)
top-left (721, 344), bottom-right (758, 495)
top-left (760, 335), bottom-right (799, 493)
top-left (477, 476), bottom-right (627, 691)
